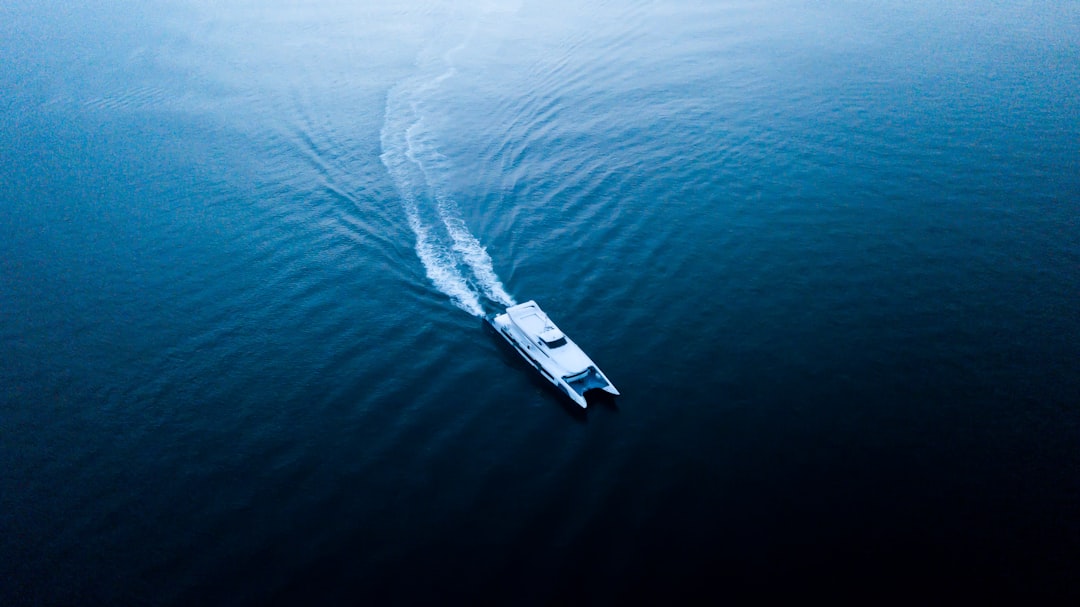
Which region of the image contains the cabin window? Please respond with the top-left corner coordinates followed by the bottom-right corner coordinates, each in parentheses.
top-left (543, 336), bottom-right (567, 348)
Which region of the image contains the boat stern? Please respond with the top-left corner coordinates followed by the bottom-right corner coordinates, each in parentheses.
top-left (562, 366), bottom-right (617, 406)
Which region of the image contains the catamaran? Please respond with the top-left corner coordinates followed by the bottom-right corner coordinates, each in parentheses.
top-left (486, 300), bottom-right (619, 408)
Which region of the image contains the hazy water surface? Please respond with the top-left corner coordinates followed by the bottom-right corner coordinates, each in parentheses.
top-left (2, 1), bottom-right (1078, 603)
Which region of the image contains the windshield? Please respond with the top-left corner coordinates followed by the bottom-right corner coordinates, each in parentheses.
top-left (543, 336), bottom-right (567, 348)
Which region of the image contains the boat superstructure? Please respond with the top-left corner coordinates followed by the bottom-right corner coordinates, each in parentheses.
top-left (486, 300), bottom-right (619, 408)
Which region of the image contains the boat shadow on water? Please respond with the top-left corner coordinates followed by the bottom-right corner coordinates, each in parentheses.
top-left (482, 318), bottom-right (617, 420)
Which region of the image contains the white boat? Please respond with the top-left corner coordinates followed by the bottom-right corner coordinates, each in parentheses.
top-left (486, 300), bottom-right (619, 408)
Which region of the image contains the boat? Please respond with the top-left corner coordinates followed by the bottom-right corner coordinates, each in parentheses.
top-left (486, 300), bottom-right (619, 408)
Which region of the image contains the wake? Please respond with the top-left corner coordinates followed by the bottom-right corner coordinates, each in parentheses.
top-left (380, 38), bottom-right (515, 317)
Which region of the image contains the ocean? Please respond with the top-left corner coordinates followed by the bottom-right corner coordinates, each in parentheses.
top-left (2, 0), bottom-right (1078, 603)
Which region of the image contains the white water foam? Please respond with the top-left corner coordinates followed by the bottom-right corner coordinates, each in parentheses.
top-left (380, 34), bottom-right (516, 316)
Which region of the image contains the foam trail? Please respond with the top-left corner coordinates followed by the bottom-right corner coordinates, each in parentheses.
top-left (444, 211), bottom-right (516, 307)
top-left (380, 26), bottom-right (516, 316)
top-left (404, 125), bottom-right (516, 308)
top-left (381, 84), bottom-right (485, 316)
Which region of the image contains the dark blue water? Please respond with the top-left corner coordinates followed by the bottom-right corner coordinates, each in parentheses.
top-left (3, 1), bottom-right (1079, 603)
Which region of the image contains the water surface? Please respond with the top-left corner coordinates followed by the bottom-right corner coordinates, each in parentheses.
top-left (2, 1), bottom-right (1078, 603)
